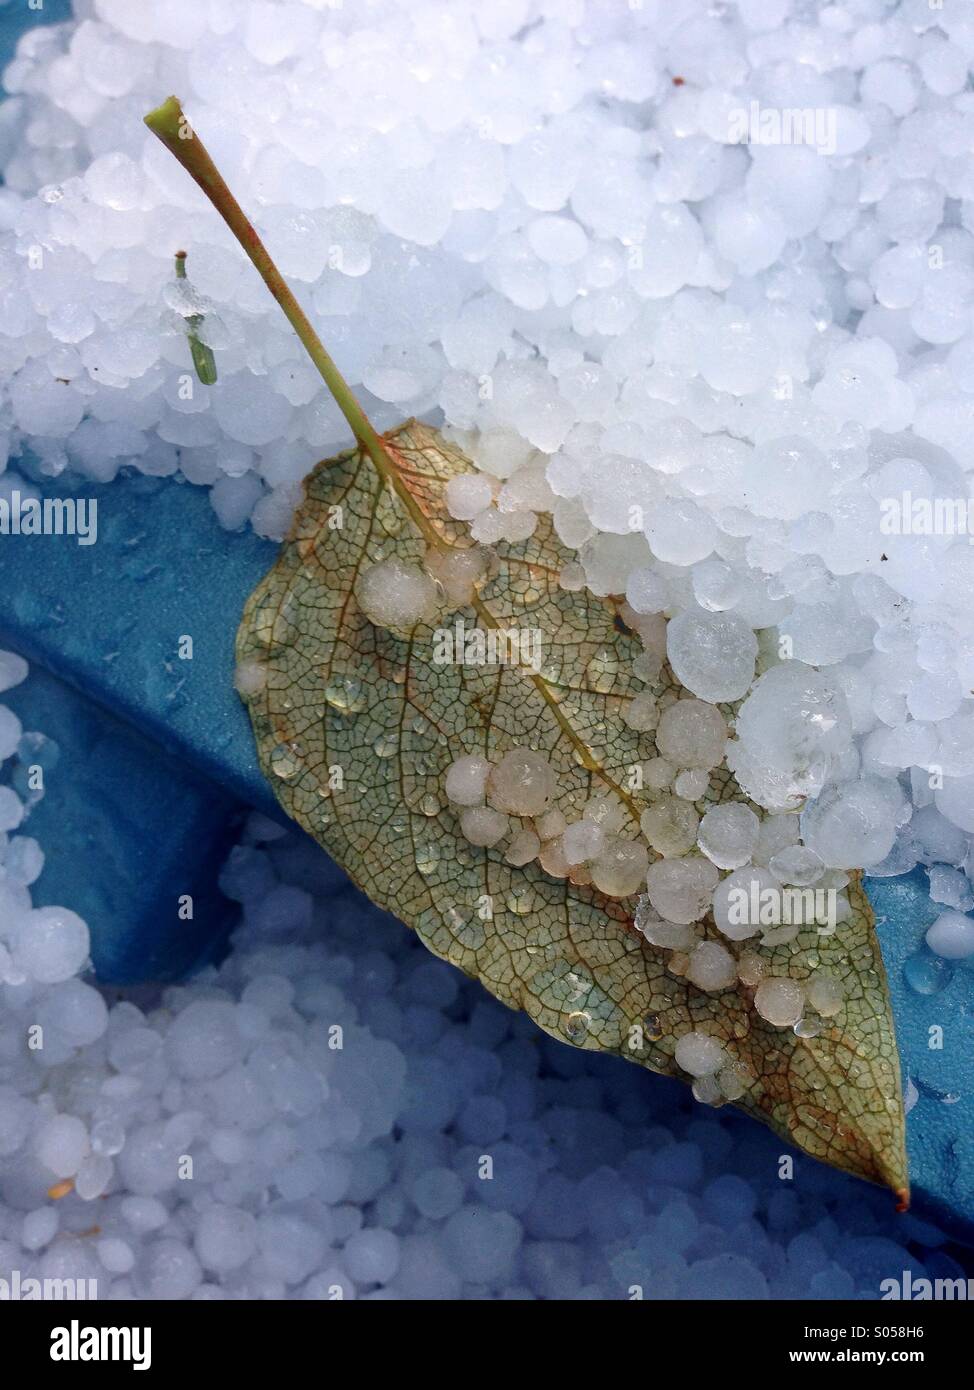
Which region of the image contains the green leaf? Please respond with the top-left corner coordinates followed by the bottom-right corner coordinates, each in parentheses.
top-left (235, 419), bottom-right (909, 1200)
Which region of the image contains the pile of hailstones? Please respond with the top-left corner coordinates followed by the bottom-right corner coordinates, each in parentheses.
top-left (353, 521), bottom-right (848, 1109)
top-left (441, 741), bottom-right (847, 1102)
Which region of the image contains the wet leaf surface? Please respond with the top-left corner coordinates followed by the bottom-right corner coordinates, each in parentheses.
top-left (236, 420), bottom-right (908, 1198)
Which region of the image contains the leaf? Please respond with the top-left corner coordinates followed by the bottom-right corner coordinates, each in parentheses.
top-left (235, 419), bottom-right (908, 1200)
top-left (140, 93), bottom-right (906, 1199)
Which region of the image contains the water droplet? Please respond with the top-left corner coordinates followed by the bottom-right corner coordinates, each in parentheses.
top-left (505, 885), bottom-right (535, 916)
top-left (376, 485), bottom-right (406, 536)
top-left (565, 970), bottom-right (589, 1003)
top-left (643, 1012), bottom-right (662, 1042)
top-left (416, 844), bottom-right (439, 875)
top-left (564, 1010), bottom-right (590, 1043)
top-left (793, 1015), bottom-right (822, 1039)
top-left (325, 675), bottom-right (365, 713)
top-left (903, 950), bottom-right (953, 996)
top-left (272, 599), bottom-right (300, 645)
top-left (419, 792), bottom-right (440, 817)
top-left (443, 906), bottom-right (486, 951)
top-left (372, 733), bottom-right (398, 758)
top-left (269, 742), bottom-right (301, 780)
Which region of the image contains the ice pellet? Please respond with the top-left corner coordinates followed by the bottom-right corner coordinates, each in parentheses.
top-left (590, 837), bottom-right (649, 898)
top-left (11, 906), bottom-right (90, 984)
top-left (487, 749), bottom-right (557, 817)
top-left (357, 557), bottom-right (438, 631)
top-left (445, 754), bottom-right (491, 807)
top-left (655, 699), bottom-right (728, 771)
top-left (666, 612), bottom-right (757, 704)
top-left (35, 1115), bottom-right (90, 1179)
top-left (646, 856), bottom-right (719, 923)
top-left (925, 910), bottom-right (974, 961)
top-left (459, 805), bottom-right (509, 847)
top-left (445, 474), bottom-right (494, 521)
top-left (674, 1032), bottom-right (726, 1077)
top-left (697, 804), bottom-right (759, 870)
top-left (754, 978), bottom-right (806, 1029)
top-left (640, 795), bottom-right (699, 858)
top-left (685, 941), bottom-right (737, 993)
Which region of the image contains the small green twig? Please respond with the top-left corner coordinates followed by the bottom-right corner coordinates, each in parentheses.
top-left (144, 96), bottom-right (399, 496)
top-left (174, 249), bottom-right (217, 386)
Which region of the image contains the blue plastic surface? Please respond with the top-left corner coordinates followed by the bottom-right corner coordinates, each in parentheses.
top-left (0, 467), bottom-right (278, 816)
top-left (0, 465), bottom-right (280, 983)
top-left (3, 663), bottom-right (242, 982)
top-left (0, 0), bottom-right (71, 64)
top-left (866, 872), bottom-right (974, 1246)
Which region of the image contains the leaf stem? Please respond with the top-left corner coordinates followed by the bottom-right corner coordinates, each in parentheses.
top-left (144, 97), bottom-right (398, 494)
top-left (145, 97), bottom-right (639, 818)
